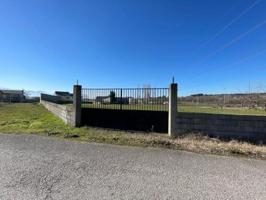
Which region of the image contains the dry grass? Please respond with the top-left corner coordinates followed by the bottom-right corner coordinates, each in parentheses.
top-left (171, 134), bottom-right (266, 158)
top-left (67, 127), bottom-right (266, 160)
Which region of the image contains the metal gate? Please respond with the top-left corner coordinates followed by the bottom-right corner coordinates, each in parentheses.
top-left (81, 87), bottom-right (169, 132)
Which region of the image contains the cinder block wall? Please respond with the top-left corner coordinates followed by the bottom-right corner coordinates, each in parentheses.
top-left (40, 100), bottom-right (74, 126)
top-left (176, 112), bottom-right (266, 143)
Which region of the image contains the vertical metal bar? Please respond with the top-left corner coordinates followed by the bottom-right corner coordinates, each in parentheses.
top-left (126, 89), bottom-right (127, 110)
top-left (116, 89), bottom-right (118, 110)
top-left (128, 89), bottom-right (129, 110)
top-left (160, 89), bottom-right (161, 111)
top-left (157, 88), bottom-right (158, 111)
top-left (141, 88), bottom-right (143, 110)
top-left (135, 89), bottom-right (137, 110)
top-left (120, 89), bottom-right (122, 110)
top-left (99, 89), bottom-right (101, 109)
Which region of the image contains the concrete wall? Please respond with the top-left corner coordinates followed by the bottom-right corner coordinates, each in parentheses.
top-left (40, 100), bottom-right (74, 126)
top-left (176, 112), bottom-right (266, 143)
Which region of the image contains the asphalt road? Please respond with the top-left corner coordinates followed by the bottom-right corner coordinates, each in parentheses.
top-left (0, 134), bottom-right (265, 200)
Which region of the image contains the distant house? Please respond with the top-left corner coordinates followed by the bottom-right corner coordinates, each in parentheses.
top-left (116, 97), bottom-right (131, 104)
top-left (95, 96), bottom-right (132, 104)
top-left (55, 91), bottom-right (73, 102)
top-left (95, 96), bottom-right (110, 104)
top-left (0, 90), bottom-right (25, 102)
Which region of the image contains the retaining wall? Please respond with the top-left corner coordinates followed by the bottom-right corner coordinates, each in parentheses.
top-left (176, 112), bottom-right (266, 143)
top-left (40, 100), bottom-right (74, 126)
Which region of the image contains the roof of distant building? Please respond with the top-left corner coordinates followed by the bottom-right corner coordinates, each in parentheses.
top-left (0, 90), bottom-right (24, 95)
top-left (55, 91), bottom-right (73, 97)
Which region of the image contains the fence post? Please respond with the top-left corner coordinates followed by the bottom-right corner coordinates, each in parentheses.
top-left (168, 83), bottom-right (178, 137)
top-left (73, 85), bottom-right (82, 127)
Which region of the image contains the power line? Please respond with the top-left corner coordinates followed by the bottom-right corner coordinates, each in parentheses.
top-left (199, 20), bottom-right (266, 64)
top-left (197, 0), bottom-right (261, 49)
top-left (228, 48), bottom-right (266, 67)
top-left (185, 48), bottom-right (266, 90)
top-left (204, 47), bottom-right (266, 76)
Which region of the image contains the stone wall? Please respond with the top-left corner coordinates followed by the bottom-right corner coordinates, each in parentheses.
top-left (176, 112), bottom-right (266, 143)
top-left (40, 100), bottom-right (74, 126)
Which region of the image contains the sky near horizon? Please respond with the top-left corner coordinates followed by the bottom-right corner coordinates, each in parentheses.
top-left (0, 0), bottom-right (266, 95)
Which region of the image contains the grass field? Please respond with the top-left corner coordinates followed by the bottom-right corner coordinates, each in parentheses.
top-left (0, 103), bottom-right (70, 134)
top-left (0, 103), bottom-right (266, 159)
top-left (179, 105), bottom-right (266, 115)
top-left (82, 103), bottom-right (266, 116)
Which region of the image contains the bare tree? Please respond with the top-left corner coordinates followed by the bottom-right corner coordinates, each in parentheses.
top-left (143, 84), bottom-right (151, 104)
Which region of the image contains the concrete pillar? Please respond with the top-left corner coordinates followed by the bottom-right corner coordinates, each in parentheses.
top-left (73, 85), bottom-right (82, 127)
top-left (168, 83), bottom-right (178, 137)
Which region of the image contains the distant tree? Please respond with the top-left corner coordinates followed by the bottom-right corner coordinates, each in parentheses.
top-left (109, 91), bottom-right (116, 103)
top-left (23, 90), bottom-right (29, 100)
top-left (190, 93), bottom-right (204, 97)
top-left (143, 84), bottom-right (151, 103)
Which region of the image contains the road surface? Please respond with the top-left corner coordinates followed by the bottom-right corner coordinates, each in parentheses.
top-left (0, 134), bottom-right (265, 200)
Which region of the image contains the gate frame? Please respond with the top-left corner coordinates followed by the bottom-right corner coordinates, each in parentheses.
top-left (73, 85), bottom-right (82, 127)
top-left (73, 84), bottom-right (178, 138)
top-left (168, 83), bottom-right (178, 137)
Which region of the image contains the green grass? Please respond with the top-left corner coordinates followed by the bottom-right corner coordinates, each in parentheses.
top-left (0, 103), bottom-right (265, 159)
top-left (178, 105), bottom-right (266, 116)
top-left (0, 103), bottom-right (70, 134)
top-left (81, 103), bottom-right (168, 111)
top-left (81, 103), bottom-right (266, 116)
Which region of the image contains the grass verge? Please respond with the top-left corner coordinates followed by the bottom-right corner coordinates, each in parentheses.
top-left (0, 103), bottom-right (266, 159)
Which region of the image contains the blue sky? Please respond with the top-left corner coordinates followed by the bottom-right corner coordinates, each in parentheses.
top-left (0, 0), bottom-right (266, 95)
